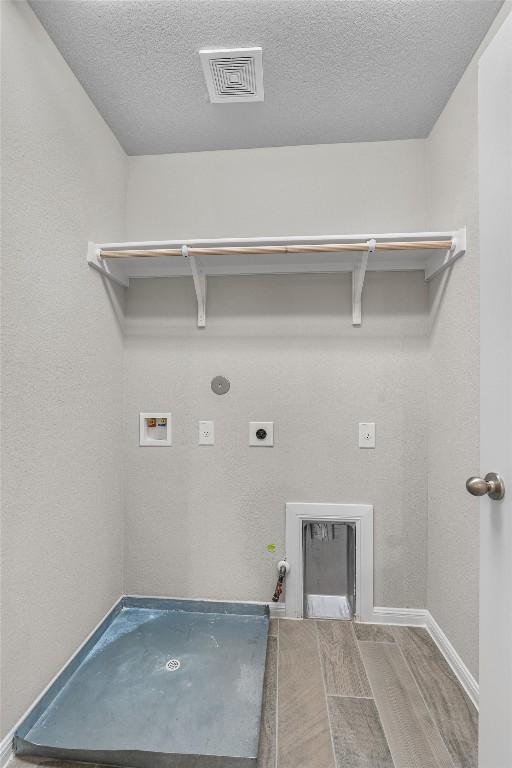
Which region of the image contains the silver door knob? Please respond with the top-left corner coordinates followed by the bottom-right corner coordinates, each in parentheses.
top-left (466, 472), bottom-right (505, 500)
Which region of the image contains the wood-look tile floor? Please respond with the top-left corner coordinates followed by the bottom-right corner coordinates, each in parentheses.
top-left (9, 620), bottom-right (478, 768)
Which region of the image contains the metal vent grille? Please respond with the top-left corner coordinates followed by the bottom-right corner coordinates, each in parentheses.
top-left (199, 47), bottom-right (264, 103)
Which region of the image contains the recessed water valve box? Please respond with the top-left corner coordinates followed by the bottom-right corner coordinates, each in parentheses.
top-left (249, 421), bottom-right (274, 447)
top-left (139, 413), bottom-right (172, 446)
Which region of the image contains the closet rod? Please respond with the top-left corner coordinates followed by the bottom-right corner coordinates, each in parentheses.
top-left (99, 239), bottom-right (452, 259)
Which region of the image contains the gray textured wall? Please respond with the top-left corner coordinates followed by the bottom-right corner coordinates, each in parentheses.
top-left (126, 140), bottom-right (427, 241)
top-left (425, 29), bottom-right (484, 683)
top-left (0, 0), bottom-right (127, 736)
top-left (124, 273), bottom-right (429, 607)
top-left (123, 140), bottom-right (430, 608)
top-left (424, 2), bottom-right (512, 681)
top-left (424, 2), bottom-right (512, 682)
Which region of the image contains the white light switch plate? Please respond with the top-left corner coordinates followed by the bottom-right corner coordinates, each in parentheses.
top-left (199, 420), bottom-right (215, 445)
top-left (249, 421), bottom-right (274, 446)
top-left (359, 422), bottom-right (376, 448)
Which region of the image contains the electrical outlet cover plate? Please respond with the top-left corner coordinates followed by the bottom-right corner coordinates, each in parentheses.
top-left (249, 421), bottom-right (274, 447)
top-left (198, 420), bottom-right (215, 445)
top-left (358, 422), bottom-right (376, 448)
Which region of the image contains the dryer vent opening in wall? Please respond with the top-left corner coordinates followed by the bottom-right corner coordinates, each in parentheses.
top-left (303, 521), bottom-right (356, 620)
top-left (199, 47), bottom-right (264, 103)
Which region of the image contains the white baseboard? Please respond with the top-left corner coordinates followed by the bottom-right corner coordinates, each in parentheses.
top-left (370, 606), bottom-right (429, 626)
top-left (276, 603), bottom-right (429, 626)
top-left (425, 611), bottom-right (479, 709)
top-left (364, 606), bottom-right (479, 710)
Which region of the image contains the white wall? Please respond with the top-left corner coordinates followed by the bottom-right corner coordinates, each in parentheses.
top-left (123, 141), bottom-right (429, 609)
top-left (425, 1), bottom-right (512, 681)
top-left (0, 0), bottom-right (127, 737)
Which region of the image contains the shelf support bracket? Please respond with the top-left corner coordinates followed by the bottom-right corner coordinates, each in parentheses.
top-left (183, 245), bottom-right (207, 327)
top-left (352, 238), bottom-right (375, 326)
top-left (424, 226), bottom-right (467, 281)
top-left (86, 242), bottom-right (129, 288)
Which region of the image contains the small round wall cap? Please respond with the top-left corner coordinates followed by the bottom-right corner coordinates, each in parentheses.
top-left (211, 375), bottom-right (230, 395)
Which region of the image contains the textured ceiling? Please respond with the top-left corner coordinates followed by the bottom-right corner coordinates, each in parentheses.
top-left (29, 0), bottom-right (503, 155)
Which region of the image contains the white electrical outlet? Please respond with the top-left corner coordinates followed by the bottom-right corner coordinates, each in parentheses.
top-left (198, 420), bottom-right (215, 445)
top-left (359, 422), bottom-right (376, 448)
top-left (249, 421), bottom-right (274, 447)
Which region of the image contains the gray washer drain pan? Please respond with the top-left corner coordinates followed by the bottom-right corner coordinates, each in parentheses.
top-left (15, 597), bottom-right (269, 768)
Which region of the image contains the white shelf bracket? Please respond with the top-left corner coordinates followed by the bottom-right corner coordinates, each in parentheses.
top-left (182, 245), bottom-right (207, 327)
top-left (424, 226), bottom-right (466, 281)
top-left (352, 238), bottom-right (375, 326)
top-left (86, 241), bottom-right (129, 288)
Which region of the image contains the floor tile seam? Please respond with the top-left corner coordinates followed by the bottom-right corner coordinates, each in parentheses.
top-left (356, 640), bottom-right (398, 768)
top-left (348, 621), bottom-right (378, 698)
top-left (314, 621), bottom-right (337, 768)
top-left (327, 694), bottom-right (375, 701)
top-left (394, 637), bottom-right (457, 768)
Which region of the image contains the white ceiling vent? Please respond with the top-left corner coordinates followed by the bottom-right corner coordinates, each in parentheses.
top-left (199, 47), bottom-right (264, 103)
